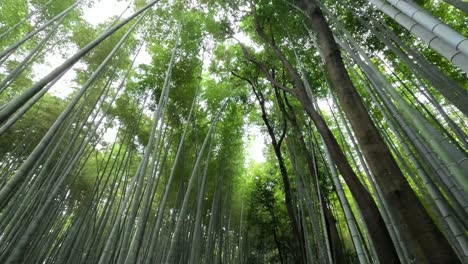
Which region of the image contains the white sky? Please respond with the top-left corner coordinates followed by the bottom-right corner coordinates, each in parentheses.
top-left (244, 124), bottom-right (266, 164)
top-left (82, 0), bottom-right (132, 25)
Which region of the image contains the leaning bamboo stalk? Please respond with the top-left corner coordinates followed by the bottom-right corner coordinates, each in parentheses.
top-left (4, 110), bottom-right (110, 263)
top-left (0, 0), bottom-right (79, 61)
top-left (3, 69), bottom-right (120, 254)
top-left (328, 3), bottom-right (468, 123)
top-left (327, 95), bottom-right (411, 263)
top-left (347, 43), bottom-right (468, 211)
top-left (334, 31), bottom-right (468, 193)
top-left (385, 0), bottom-right (468, 56)
top-left (0, 0), bottom-right (55, 41)
top-left (0, 0), bottom-right (159, 124)
top-left (0, 9), bottom-right (147, 209)
top-left (343, 53), bottom-right (468, 259)
top-left (0, 17), bottom-right (62, 94)
top-left (0, 71), bottom-right (66, 135)
top-left (368, 0), bottom-right (468, 72)
top-left (379, 123), bottom-right (468, 261)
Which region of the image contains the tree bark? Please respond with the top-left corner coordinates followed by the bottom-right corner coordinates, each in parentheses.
top-left (324, 204), bottom-right (346, 264)
top-left (241, 11), bottom-right (399, 263)
top-left (298, 91), bottom-right (399, 264)
top-left (297, 1), bottom-right (459, 262)
top-left (250, 80), bottom-right (306, 264)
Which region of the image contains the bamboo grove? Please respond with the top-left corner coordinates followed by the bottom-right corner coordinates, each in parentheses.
top-left (0, 0), bottom-right (466, 263)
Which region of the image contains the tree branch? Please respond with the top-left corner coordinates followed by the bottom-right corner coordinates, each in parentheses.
top-left (250, 6), bottom-right (306, 93)
top-left (231, 70), bottom-right (263, 103)
top-left (237, 41), bottom-right (296, 96)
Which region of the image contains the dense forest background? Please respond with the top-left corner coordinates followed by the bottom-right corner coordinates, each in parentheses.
top-left (0, 0), bottom-right (466, 263)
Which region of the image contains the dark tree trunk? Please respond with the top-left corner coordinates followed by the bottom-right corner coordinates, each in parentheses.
top-left (231, 72), bottom-right (307, 263)
top-left (297, 1), bottom-right (459, 263)
top-left (324, 204), bottom-right (346, 264)
top-left (298, 91), bottom-right (400, 264)
top-left (277, 91), bottom-right (346, 264)
top-left (268, 205), bottom-right (285, 264)
top-left (241, 11), bottom-right (400, 262)
top-left (253, 86), bottom-right (306, 264)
